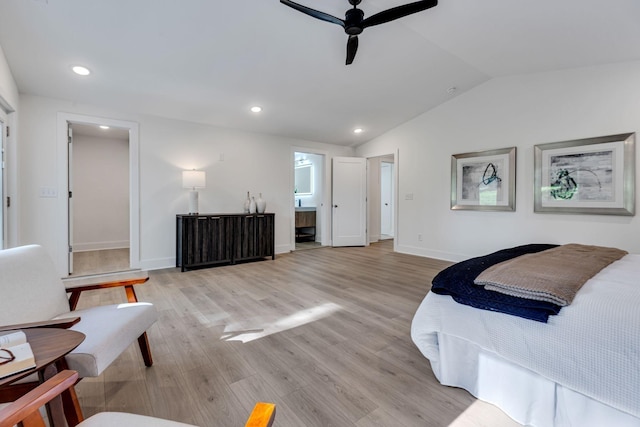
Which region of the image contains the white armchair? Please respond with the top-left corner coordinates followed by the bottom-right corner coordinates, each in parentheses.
top-left (0, 244), bottom-right (157, 379)
top-left (0, 371), bottom-right (276, 427)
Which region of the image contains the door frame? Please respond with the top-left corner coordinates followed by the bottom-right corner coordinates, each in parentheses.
top-left (291, 147), bottom-right (330, 250)
top-left (57, 113), bottom-right (140, 276)
top-left (362, 149), bottom-right (399, 253)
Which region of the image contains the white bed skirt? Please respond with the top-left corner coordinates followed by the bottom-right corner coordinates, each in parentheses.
top-left (433, 333), bottom-right (640, 427)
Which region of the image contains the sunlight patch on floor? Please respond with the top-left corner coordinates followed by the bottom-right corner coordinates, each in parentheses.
top-left (448, 400), bottom-right (522, 427)
top-left (221, 302), bottom-right (342, 343)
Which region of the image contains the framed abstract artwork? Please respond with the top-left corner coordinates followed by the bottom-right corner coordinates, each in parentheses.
top-left (534, 133), bottom-right (635, 216)
top-left (451, 147), bottom-right (516, 211)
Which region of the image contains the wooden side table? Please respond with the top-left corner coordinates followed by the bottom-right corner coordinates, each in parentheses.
top-left (0, 328), bottom-right (85, 426)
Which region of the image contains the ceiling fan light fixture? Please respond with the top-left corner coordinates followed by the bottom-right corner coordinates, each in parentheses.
top-left (353, 128), bottom-right (364, 134)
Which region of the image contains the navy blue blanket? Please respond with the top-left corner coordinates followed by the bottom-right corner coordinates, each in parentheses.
top-left (431, 244), bottom-right (561, 322)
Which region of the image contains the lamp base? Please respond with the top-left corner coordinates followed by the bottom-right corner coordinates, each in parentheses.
top-left (188, 190), bottom-right (199, 214)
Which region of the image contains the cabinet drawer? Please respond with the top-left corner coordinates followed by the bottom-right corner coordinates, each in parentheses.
top-left (295, 210), bottom-right (316, 227)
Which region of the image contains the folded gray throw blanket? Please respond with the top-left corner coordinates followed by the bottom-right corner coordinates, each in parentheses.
top-left (474, 244), bottom-right (627, 306)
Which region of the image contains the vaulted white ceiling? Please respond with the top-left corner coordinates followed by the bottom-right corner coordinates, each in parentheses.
top-left (1, 0), bottom-right (639, 146)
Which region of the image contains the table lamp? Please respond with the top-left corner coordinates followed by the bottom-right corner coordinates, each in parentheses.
top-left (182, 170), bottom-right (206, 214)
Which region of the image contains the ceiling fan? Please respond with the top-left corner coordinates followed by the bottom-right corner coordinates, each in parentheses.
top-left (280, 0), bottom-right (438, 65)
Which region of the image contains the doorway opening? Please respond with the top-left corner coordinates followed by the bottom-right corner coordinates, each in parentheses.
top-left (69, 123), bottom-right (131, 276)
top-left (57, 112), bottom-right (140, 277)
top-left (294, 151), bottom-right (325, 251)
top-left (367, 154), bottom-right (395, 244)
top-left (380, 160), bottom-right (394, 240)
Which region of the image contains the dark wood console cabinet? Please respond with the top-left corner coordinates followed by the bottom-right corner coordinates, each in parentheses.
top-left (176, 213), bottom-right (275, 271)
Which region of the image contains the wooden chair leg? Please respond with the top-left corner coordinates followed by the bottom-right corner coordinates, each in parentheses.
top-left (128, 287), bottom-right (154, 368)
top-left (125, 285), bottom-right (139, 303)
top-left (39, 365), bottom-right (66, 427)
top-left (60, 383), bottom-right (83, 427)
top-left (55, 359), bottom-right (84, 427)
top-left (68, 291), bottom-right (82, 311)
top-left (138, 332), bottom-right (153, 367)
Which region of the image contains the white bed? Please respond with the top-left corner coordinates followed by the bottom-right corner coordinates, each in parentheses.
top-left (411, 253), bottom-right (640, 427)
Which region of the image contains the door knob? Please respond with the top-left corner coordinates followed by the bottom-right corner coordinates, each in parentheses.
top-left (385, 203), bottom-right (389, 206)
top-left (334, 204), bottom-right (338, 208)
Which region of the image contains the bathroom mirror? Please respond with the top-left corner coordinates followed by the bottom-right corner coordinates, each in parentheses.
top-left (295, 164), bottom-right (313, 195)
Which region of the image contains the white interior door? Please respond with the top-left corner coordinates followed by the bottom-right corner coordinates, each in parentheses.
top-left (67, 125), bottom-right (74, 274)
top-left (332, 157), bottom-right (366, 247)
top-left (0, 117), bottom-right (4, 249)
top-left (380, 161), bottom-right (394, 237)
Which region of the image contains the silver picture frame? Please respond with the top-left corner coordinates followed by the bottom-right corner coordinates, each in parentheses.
top-left (451, 147), bottom-right (516, 211)
top-left (534, 133), bottom-right (635, 216)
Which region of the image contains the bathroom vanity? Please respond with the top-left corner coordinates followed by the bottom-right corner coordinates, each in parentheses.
top-left (295, 207), bottom-right (316, 242)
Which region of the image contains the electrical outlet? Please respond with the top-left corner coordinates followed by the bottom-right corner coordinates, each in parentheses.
top-left (405, 193), bottom-right (414, 200)
top-left (418, 234), bottom-right (423, 241)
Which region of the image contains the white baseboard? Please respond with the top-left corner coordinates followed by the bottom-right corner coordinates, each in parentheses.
top-left (73, 241), bottom-right (130, 252)
top-left (276, 243), bottom-right (294, 254)
top-left (139, 257), bottom-right (175, 271)
top-left (395, 244), bottom-right (466, 263)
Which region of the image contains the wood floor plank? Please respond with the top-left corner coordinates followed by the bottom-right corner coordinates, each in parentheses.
top-left (229, 373), bottom-right (308, 427)
top-left (72, 241), bottom-right (522, 427)
top-left (279, 386), bottom-right (355, 427)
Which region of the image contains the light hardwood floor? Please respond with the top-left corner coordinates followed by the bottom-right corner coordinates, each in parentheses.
top-left (74, 240), bottom-right (522, 427)
top-left (295, 241), bottom-right (323, 251)
top-left (72, 248), bottom-right (130, 276)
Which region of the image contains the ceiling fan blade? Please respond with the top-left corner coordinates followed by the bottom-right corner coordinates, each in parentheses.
top-left (280, 0), bottom-right (345, 28)
top-left (361, 0), bottom-right (437, 28)
top-left (346, 35), bottom-right (359, 65)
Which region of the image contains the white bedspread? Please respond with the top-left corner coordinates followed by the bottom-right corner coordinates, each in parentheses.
top-left (411, 254), bottom-right (640, 419)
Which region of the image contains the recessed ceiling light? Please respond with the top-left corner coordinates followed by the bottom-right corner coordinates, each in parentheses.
top-left (72, 66), bottom-right (91, 76)
top-left (353, 128), bottom-right (363, 134)
top-left (250, 106), bottom-right (262, 113)
top-left (99, 125), bottom-right (110, 130)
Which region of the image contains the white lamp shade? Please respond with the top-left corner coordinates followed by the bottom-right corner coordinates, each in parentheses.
top-left (182, 170), bottom-right (206, 189)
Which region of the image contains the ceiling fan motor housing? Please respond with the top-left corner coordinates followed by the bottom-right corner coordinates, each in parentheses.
top-left (345, 8), bottom-right (365, 35)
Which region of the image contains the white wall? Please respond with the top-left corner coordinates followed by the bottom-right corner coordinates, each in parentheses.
top-left (17, 94), bottom-right (353, 272)
top-left (357, 60), bottom-right (640, 261)
top-left (72, 133), bottom-right (129, 251)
